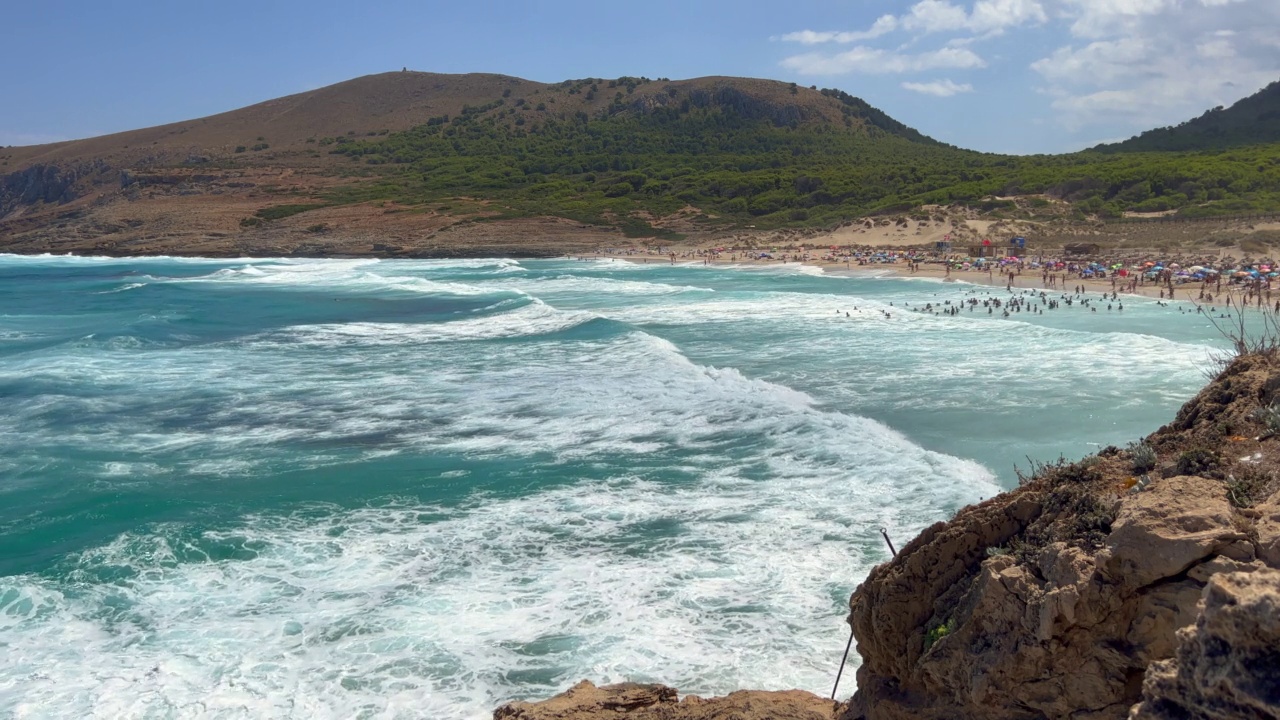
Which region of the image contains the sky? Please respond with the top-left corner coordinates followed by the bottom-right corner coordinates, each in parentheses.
top-left (2, 0), bottom-right (1278, 154)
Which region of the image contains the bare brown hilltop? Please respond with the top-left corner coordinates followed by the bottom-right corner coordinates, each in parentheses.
top-left (0, 71), bottom-right (893, 258)
top-left (3, 72), bottom-right (862, 169)
top-left (496, 349), bottom-right (1280, 720)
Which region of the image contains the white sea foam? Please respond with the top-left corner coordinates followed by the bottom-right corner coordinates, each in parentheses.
top-left (95, 282), bottom-right (149, 294)
top-left (0, 380), bottom-right (995, 719)
top-left (169, 262), bottom-right (512, 298)
top-left (509, 275), bottom-right (714, 297)
top-left (279, 300), bottom-right (596, 347)
top-left (0, 257), bottom-right (1228, 719)
top-left (0, 309), bottom-right (1000, 717)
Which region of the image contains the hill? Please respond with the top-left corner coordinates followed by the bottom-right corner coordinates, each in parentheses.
top-left (1094, 80), bottom-right (1280, 153)
top-left (3, 71), bottom-right (1280, 257)
top-left (0, 72), bottom-right (943, 170)
top-left (2, 73), bottom-right (547, 168)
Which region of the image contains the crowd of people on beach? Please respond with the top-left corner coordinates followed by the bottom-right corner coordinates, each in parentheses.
top-left (588, 241), bottom-right (1280, 308)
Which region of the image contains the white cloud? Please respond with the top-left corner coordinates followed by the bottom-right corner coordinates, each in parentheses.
top-left (781, 0), bottom-right (1046, 46)
top-left (1030, 0), bottom-right (1280, 132)
top-left (781, 46), bottom-right (986, 75)
top-left (902, 79), bottom-right (975, 96)
top-left (1030, 37), bottom-right (1149, 85)
top-left (775, 0), bottom-right (1280, 148)
top-left (778, 0), bottom-right (1046, 77)
top-left (1060, 0), bottom-right (1176, 39)
top-left (901, 0), bottom-right (971, 33)
top-left (970, 0), bottom-right (1049, 32)
top-left (779, 16), bottom-right (898, 44)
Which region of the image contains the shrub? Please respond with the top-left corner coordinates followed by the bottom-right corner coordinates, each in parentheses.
top-left (1128, 441), bottom-right (1157, 472)
top-left (1176, 448), bottom-right (1220, 476)
top-left (1253, 402), bottom-right (1280, 433)
top-left (1226, 468), bottom-right (1277, 508)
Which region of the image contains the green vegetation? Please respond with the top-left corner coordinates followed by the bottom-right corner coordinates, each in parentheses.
top-left (1252, 401), bottom-right (1280, 434)
top-left (1096, 81), bottom-right (1280, 153)
top-left (925, 618), bottom-right (955, 650)
top-left (286, 80), bottom-right (1280, 232)
top-left (1176, 448), bottom-right (1221, 476)
top-left (1128, 441), bottom-right (1157, 472)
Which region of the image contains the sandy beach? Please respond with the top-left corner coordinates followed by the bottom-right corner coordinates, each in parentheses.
top-left (574, 248), bottom-right (1243, 304)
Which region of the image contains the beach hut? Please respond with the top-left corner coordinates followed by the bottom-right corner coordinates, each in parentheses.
top-left (1064, 243), bottom-right (1101, 256)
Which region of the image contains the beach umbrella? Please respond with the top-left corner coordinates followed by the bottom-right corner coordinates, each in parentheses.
top-left (1169, 263), bottom-right (1181, 269)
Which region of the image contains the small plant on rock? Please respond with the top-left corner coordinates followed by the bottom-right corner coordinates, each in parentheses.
top-left (1128, 441), bottom-right (1157, 472)
top-left (1252, 402), bottom-right (1280, 434)
top-left (1176, 448), bottom-right (1220, 476)
top-left (1226, 469), bottom-right (1278, 508)
top-left (925, 618), bottom-right (955, 650)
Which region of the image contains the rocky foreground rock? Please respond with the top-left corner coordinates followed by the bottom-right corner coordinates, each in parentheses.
top-left (494, 681), bottom-right (834, 720)
top-left (498, 353), bottom-right (1280, 720)
top-left (1131, 569), bottom-right (1280, 719)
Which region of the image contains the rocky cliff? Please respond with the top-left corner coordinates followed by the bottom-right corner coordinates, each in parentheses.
top-left (498, 352), bottom-right (1280, 720)
top-left (0, 163), bottom-right (91, 220)
top-left (843, 351), bottom-right (1280, 720)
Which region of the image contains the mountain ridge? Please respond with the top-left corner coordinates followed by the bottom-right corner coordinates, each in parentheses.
top-left (2, 71), bottom-right (1280, 257)
top-left (1, 71), bottom-right (945, 169)
top-left (1093, 79), bottom-right (1280, 153)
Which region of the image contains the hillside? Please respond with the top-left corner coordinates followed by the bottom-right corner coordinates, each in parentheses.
top-left (3, 71), bottom-right (1280, 257)
top-left (0, 72), bottom-right (937, 170)
top-left (1095, 80), bottom-right (1280, 153)
top-left (1, 73), bottom-right (548, 168)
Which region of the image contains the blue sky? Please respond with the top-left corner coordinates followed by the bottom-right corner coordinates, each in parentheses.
top-left (3, 0), bottom-right (1278, 154)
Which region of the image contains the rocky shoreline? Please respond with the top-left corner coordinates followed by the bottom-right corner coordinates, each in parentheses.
top-left (497, 352), bottom-right (1280, 719)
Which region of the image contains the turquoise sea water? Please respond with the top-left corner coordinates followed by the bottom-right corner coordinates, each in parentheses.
top-left (0, 255), bottom-right (1229, 718)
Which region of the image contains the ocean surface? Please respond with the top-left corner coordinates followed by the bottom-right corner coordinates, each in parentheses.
top-left (0, 255), bottom-right (1230, 718)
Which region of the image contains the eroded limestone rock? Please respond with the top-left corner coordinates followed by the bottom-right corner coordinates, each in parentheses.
top-left (1130, 569), bottom-right (1280, 720)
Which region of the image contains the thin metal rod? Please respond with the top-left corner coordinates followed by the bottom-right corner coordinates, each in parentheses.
top-left (880, 527), bottom-right (897, 557)
top-left (832, 624), bottom-right (855, 700)
top-left (833, 529), bottom-right (899, 701)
